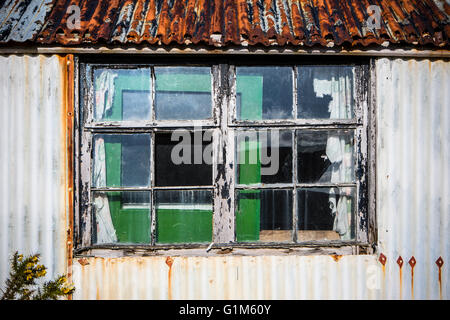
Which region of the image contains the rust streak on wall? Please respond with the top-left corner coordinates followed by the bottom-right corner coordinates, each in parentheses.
top-left (62, 53), bottom-right (75, 300)
top-left (166, 256), bottom-right (174, 300)
top-left (436, 257), bottom-right (444, 300)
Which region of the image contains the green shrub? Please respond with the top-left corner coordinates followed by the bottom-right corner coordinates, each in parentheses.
top-left (1, 252), bottom-right (75, 300)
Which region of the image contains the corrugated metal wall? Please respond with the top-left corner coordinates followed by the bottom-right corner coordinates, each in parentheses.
top-left (376, 58), bottom-right (449, 300)
top-left (71, 57), bottom-right (449, 300)
top-left (0, 55), bottom-right (448, 299)
top-left (0, 55), bottom-right (69, 288)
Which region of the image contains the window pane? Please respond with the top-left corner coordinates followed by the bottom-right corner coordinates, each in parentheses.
top-left (94, 68), bottom-right (151, 121)
top-left (236, 189), bottom-right (292, 242)
top-left (156, 190), bottom-right (213, 243)
top-left (93, 134), bottom-right (151, 188)
top-left (297, 66), bottom-right (355, 119)
top-left (236, 130), bottom-right (292, 184)
top-left (155, 67), bottom-right (211, 120)
top-left (297, 187), bottom-right (355, 241)
top-left (155, 132), bottom-right (212, 186)
top-left (236, 67), bottom-right (293, 120)
top-left (93, 191), bottom-right (150, 244)
top-left (297, 130), bottom-right (354, 183)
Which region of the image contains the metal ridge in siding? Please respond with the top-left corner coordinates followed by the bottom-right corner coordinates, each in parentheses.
top-left (376, 57), bottom-right (449, 300)
top-left (0, 54), bottom-right (71, 289)
top-left (72, 255), bottom-right (383, 300)
top-left (71, 57), bottom-right (448, 300)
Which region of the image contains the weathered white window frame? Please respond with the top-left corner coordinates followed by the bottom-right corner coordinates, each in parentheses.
top-left (74, 59), bottom-right (375, 255)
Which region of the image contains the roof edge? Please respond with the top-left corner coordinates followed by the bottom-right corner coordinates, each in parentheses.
top-left (1, 44), bottom-right (449, 58)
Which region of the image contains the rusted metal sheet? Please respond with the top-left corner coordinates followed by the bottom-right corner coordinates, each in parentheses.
top-left (0, 0), bottom-right (54, 42)
top-left (0, 54), bottom-right (73, 292)
top-left (72, 255), bottom-right (384, 299)
top-left (0, 0), bottom-right (449, 48)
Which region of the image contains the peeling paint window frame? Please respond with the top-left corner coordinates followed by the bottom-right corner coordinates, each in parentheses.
top-left (75, 58), bottom-right (373, 254)
top-left (228, 63), bottom-right (371, 247)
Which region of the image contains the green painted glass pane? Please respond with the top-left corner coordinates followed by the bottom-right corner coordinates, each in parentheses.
top-left (235, 190), bottom-right (261, 241)
top-left (236, 130), bottom-right (293, 185)
top-left (236, 67), bottom-right (293, 120)
top-left (93, 68), bottom-right (151, 121)
top-left (155, 67), bottom-right (211, 120)
top-left (236, 189), bottom-right (292, 242)
top-left (156, 190), bottom-right (213, 243)
top-left (93, 191), bottom-right (150, 244)
top-left (92, 134), bottom-right (151, 188)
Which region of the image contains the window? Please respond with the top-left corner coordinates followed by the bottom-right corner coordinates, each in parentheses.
top-left (77, 60), bottom-right (370, 250)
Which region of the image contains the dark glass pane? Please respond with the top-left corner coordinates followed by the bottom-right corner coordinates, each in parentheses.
top-left (155, 132), bottom-right (212, 186)
top-left (92, 134), bottom-right (151, 187)
top-left (93, 68), bottom-right (151, 121)
top-left (155, 67), bottom-right (211, 120)
top-left (297, 130), bottom-right (354, 183)
top-left (236, 189), bottom-right (292, 242)
top-left (93, 191), bottom-right (150, 244)
top-left (156, 190), bottom-right (212, 243)
top-left (236, 67), bottom-right (293, 120)
top-left (297, 66), bottom-right (355, 119)
top-left (297, 187), bottom-right (355, 241)
top-left (236, 130), bottom-right (292, 184)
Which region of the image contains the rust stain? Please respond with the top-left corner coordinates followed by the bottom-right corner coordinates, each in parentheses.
top-left (397, 256), bottom-right (403, 299)
top-left (0, 0), bottom-right (448, 48)
top-left (61, 54), bottom-right (75, 300)
top-left (331, 255), bottom-right (342, 262)
top-left (408, 256), bottom-right (416, 300)
top-left (166, 256), bottom-right (174, 300)
top-left (78, 258), bottom-right (90, 266)
top-left (379, 253), bottom-right (387, 280)
top-left (436, 257), bottom-right (444, 300)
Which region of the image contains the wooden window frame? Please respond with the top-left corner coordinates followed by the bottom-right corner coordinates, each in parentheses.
top-left (74, 56), bottom-right (376, 256)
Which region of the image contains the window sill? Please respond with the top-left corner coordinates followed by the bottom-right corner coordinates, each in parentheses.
top-left (74, 241), bottom-right (375, 258)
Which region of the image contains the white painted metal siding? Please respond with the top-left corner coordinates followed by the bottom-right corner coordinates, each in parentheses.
top-left (72, 57), bottom-right (449, 300)
top-left (376, 58), bottom-right (449, 299)
top-left (0, 55), bottom-right (69, 287)
top-left (0, 55), bottom-right (447, 300)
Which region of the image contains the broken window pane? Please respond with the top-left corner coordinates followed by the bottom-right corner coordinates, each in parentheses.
top-left (93, 191), bottom-right (150, 244)
top-left (297, 66), bottom-right (355, 119)
top-left (297, 130), bottom-right (354, 183)
top-left (236, 130), bottom-right (292, 184)
top-left (92, 134), bottom-right (151, 188)
top-left (155, 67), bottom-right (212, 120)
top-left (155, 132), bottom-right (212, 187)
top-left (236, 67), bottom-right (293, 120)
top-left (236, 189), bottom-right (292, 242)
top-left (93, 68), bottom-right (151, 121)
top-left (156, 190), bottom-right (213, 243)
top-left (297, 187), bottom-right (355, 241)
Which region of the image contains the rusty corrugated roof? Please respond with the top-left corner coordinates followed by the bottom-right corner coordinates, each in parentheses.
top-left (0, 0), bottom-right (449, 48)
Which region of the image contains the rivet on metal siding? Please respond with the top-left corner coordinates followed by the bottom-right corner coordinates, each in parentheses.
top-left (379, 253), bottom-right (387, 266)
top-left (436, 257), bottom-right (444, 268)
top-left (408, 256), bottom-right (416, 268)
top-left (166, 256), bottom-right (174, 267)
top-left (397, 256), bottom-right (404, 268)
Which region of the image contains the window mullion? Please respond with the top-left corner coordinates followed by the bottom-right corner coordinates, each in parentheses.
top-left (80, 129), bottom-right (93, 247)
top-left (213, 64), bottom-right (235, 244)
top-left (150, 130), bottom-right (156, 245)
top-left (293, 129), bottom-right (298, 243)
top-left (292, 67), bottom-right (298, 243)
